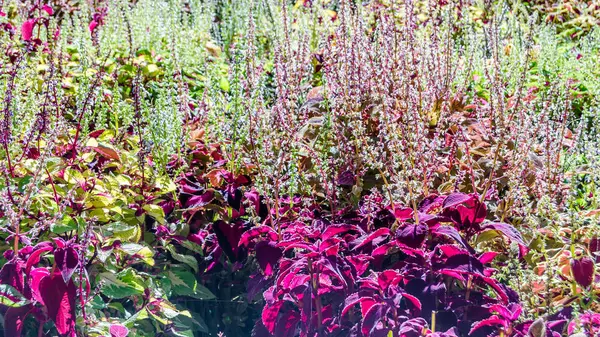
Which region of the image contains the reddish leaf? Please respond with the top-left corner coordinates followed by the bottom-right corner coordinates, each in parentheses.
top-left (213, 221), bottom-right (246, 261)
top-left (0, 260), bottom-right (24, 292)
top-left (443, 193), bottom-right (475, 208)
top-left (590, 237), bottom-right (600, 263)
top-left (3, 304), bottom-right (33, 336)
top-left (396, 223), bottom-right (427, 248)
top-left (479, 252), bottom-right (499, 265)
top-left (274, 310), bottom-right (300, 337)
top-left (439, 254), bottom-right (484, 275)
top-left (469, 315), bottom-right (506, 334)
top-left (185, 190), bottom-right (214, 209)
top-left (40, 273), bottom-right (77, 336)
top-left (27, 267), bottom-right (50, 304)
top-left (239, 226), bottom-right (279, 247)
top-left (93, 145), bottom-right (120, 161)
top-left (571, 256), bottom-right (595, 288)
top-left (341, 292), bottom-right (361, 317)
top-left (25, 242), bottom-right (54, 274)
top-left (321, 224), bottom-right (362, 241)
top-left (361, 302), bottom-right (384, 336)
top-left (88, 129), bottom-right (105, 138)
top-left (255, 241), bottom-right (283, 276)
top-left (262, 301), bottom-right (283, 333)
top-left (352, 228), bottom-right (391, 250)
top-left (54, 246), bottom-right (79, 283)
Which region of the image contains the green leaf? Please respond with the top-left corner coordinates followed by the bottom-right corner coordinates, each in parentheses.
top-left (107, 222), bottom-right (141, 242)
top-left (0, 285), bottom-right (30, 307)
top-left (475, 230), bottom-right (500, 245)
top-left (124, 308), bottom-right (150, 328)
top-left (51, 214), bottom-right (78, 234)
top-left (120, 243), bottom-right (155, 266)
top-left (219, 77), bottom-right (230, 92)
top-left (168, 270), bottom-right (215, 300)
top-left (143, 204), bottom-right (166, 224)
top-left (167, 246), bottom-right (199, 273)
top-left (99, 269), bottom-right (146, 299)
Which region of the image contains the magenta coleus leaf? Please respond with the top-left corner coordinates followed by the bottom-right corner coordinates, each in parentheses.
top-left (255, 241), bottom-right (283, 276)
top-left (571, 256), bottom-right (595, 288)
top-left (39, 272), bottom-right (77, 336)
top-left (439, 253), bottom-right (484, 275)
top-left (185, 190), bottom-right (214, 208)
top-left (262, 300), bottom-right (283, 333)
top-left (395, 223), bottom-right (427, 248)
top-left (25, 242), bottom-right (54, 273)
top-left (25, 267), bottom-right (50, 304)
top-left (54, 246), bottom-right (79, 283)
top-left (482, 222), bottom-right (528, 255)
top-left (442, 193), bottom-right (475, 209)
top-left (213, 220), bottom-right (246, 261)
top-left (3, 304), bottom-right (34, 336)
top-left (21, 19), bottom-right (35, 41)
top-left (469, 315), bottom-right (507, 334)
top-left (274, 310), bottom-right (300, 337)
top-left (110, 324), bottom-right (129, 337)
top-left (352, 228), bottom-right (391, 250)
top-left (0, 260), bottom-right (24, 292)
top-left (590, 237), bottom-right (600, 263)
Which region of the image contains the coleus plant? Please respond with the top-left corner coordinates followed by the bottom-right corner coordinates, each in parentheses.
top-left (234, 191), bottom-right (532, 337)
top-left (0, 239), bottom-right (81, 336)
top-left (172, 142), bottom-right (534, 337)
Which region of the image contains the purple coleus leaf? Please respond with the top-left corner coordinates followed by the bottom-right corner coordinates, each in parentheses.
top-left (0, 260), bottom-right (24, 292)
top-left (185, 190), bottom-right (215, 208)
top-left (262, 301), bottom-right (284, 333)
top-left (571, 256), bottom-right (595, 288)
top-left (245, 189), bottom-right (268, 219)
top-left (274, 310), bottom-right (300, 337)
top-left (39, 272), bottom-right (77, 336)
top-left (361, 302), bottom-right (385, 336)
top-left (352, 228), bottom-right (391, 250)
top-left (442, 193), bottom-right (487, 232)
top-left (432, 226), bottom-right (475, 253)
top-left (439, 253), bottom-right (484, 275)
top-left (213, 220), bottom-right (246, 261)
top-left (54, 246), bottom-right (79, 283)
top-left (396, 223), bottom-right (428, 248)
top-left (469, 315), bottom-right (508, 334)
top-left (255, 241), bottom-right (283, 276)
top-left (3, 304), bottom-right (34, 336)
top-left (590, 237), bottom-right (600, 263)
top-left (481, 222), bottom-right (528, 256)
top-left (398, 318), bottom-right (428, 337)
top-left (239, 226), bottom-right (279, 247)
top-left (443, 193), bottom-right (475, 208)
top-left (25, 267), bottom-right (50, 304)
top-left (25, 242), bottom-right (54, 273)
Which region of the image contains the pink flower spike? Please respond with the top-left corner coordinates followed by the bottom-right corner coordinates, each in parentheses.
top-left (21, 19), bottom-right (35, 41)
top-left (42, 5), bottom-right (54, 16)
top-left (0, 11), bottom-right (6, 17)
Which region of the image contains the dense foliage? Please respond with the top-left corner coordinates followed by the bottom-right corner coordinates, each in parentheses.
top-left (0, 0), bottom-right (599, 336)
